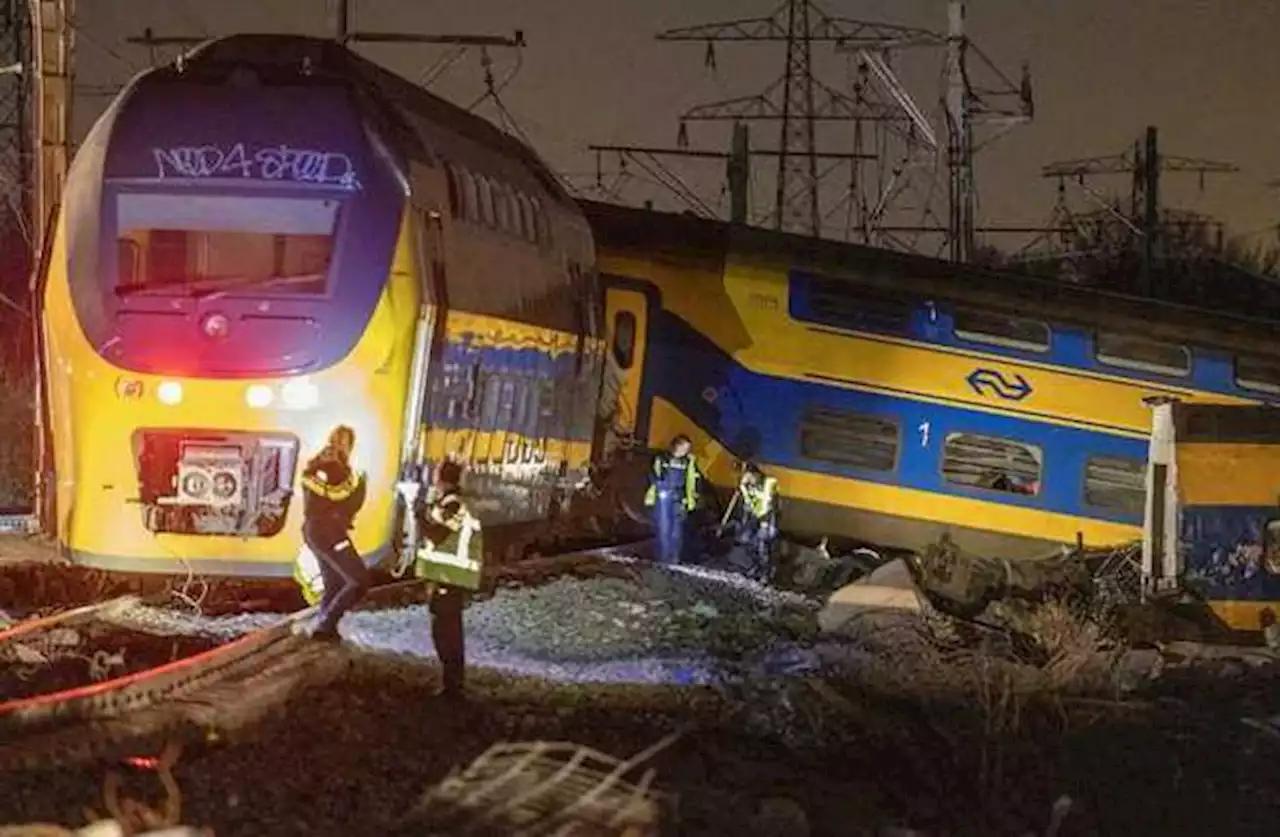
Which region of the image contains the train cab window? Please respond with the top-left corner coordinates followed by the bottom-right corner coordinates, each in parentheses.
top-left (1084, 455), bottom-right (1146, 516)
top-left (114, 193), bottom-right (337, 295)
top-left (612, 310), bottom-right (637, 369)
top-left (461, 170), bottom-right (480, 223)
top-left (1094, 332), bottom-right (1190, 377)
top-left (799, 407), bottom-right (899, 472)
top-left (1235, 355), bottom-right (1280, 395)
top-left (117, 240), bottom-right (141, 287)
top-left (953, 309), bottom-right (1050, 353)
top-left (445, 164), bottom-right (461, 217)
top-left (478, 178), bottom-right (495, 227)
top-left (942, 433), bottom-right (1042, 496)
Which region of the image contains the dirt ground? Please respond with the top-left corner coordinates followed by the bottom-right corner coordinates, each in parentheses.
top-left (4, 646), bottom-right (1280, 837)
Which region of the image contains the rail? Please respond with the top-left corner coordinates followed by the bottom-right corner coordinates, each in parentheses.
top-left (0, 538), bottom-right (653, 772)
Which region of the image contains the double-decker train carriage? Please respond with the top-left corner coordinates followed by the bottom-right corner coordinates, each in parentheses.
top-left (585, 200), bottom-right (1280, 561)
top-left (36, 34), bottom-right (606, 576)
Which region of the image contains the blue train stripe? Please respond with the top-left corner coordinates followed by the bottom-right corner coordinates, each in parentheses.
top-left (790, 270), bottom-right (1280, 403)
top-left (645, 308), bottom-right (1148, 526)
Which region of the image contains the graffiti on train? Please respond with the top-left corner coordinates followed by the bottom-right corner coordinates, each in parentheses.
top-left (966, 367), bottom-right (1033, 402)
top-left (151, 143), bottom-right (361, 189)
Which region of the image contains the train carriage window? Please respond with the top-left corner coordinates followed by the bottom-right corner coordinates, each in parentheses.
top-left (1084, 455), bottom-right (1146, 516)
top-left (799, 407), bottom-right (899, 472)
top-left (1094, 332), bottom-right (1190, 377)
top-left (953, 309), bottom-right (1050, 353)
top-left (480, 372), bottom-right (502, 430)
top-left (507, 193), bottom-right (521, 235)
top-left (494, 184), bottom-right (510, 232)
top-left (942, 433), bottom-right (1042, 496)
top-left (478, 178), bottom-right (495, 227)
top-left (611, 311), bottom-right (637, 370)
top-left (461, 170), bottom-right (480, 223)
top-left (445, 164), bottom-right (461, 217)
top-left (518, 194), bottom-right (533, 241)
top-left (1235, 355), bottom-right (1280, 394)
top-left (532, 199), bottom-right (548, 245)
top-left (497, 375), bottom-right (517, 431)
top-left (806, 277), bottom-right (911, 334)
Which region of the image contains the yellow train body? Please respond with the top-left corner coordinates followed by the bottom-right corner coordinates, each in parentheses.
top-left (36, 35), bottom-right (602, 576)
top-left (41, 208), bottom-right (423, 573)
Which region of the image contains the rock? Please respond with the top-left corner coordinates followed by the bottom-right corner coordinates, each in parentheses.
top-left (817, 558), bottom-right (924, 638)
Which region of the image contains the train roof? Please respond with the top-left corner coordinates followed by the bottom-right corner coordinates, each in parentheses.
top-left (581, 199), bottom-right (1280, 361)
top-left (139, 33), bottom-right (574, 209)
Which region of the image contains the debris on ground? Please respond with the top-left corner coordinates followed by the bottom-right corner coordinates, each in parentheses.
top-left (0, 626), bottom-right (220, 703)
top-left (8, 542), bottom-right (1280, 834)
top-left (395, 735), bottom-right (680, 836)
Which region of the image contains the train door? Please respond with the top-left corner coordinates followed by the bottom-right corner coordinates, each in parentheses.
top-left (393, 206), bottom-right (450, 564)
top-left (602, 285), bottom-right (649, 448)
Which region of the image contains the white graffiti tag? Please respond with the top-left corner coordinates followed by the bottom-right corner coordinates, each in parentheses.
top-left (151, 142), bottom-right (361, 189)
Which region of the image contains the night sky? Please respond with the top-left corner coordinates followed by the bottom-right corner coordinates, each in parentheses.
top-left (78, 0), bottom-right (1280, 252)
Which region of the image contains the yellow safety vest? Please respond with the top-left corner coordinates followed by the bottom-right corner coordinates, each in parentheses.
top-left (741, 476), bottom-right (778, 519)
top-left (643, 453), bottom-right (700, 511)
top-left (414, 493), bottom-right (485, 591)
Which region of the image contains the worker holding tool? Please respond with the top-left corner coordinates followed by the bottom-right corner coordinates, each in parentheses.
top-left (643, 434), bottom-right (702, 565)
top-left (295, 425), bottom-right (370, 641)
top-left (414, 459), bottom-right (483, 699)
top-left (720, 462), bottom-right (780, 582)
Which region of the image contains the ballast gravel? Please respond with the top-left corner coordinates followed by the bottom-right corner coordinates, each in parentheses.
top-left (102, 560), bottom-right (826, 685)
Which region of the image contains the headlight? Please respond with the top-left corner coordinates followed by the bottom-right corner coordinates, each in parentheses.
top-left (211, 470), bottom-right (240, 499)
top-left (180, 471), bottom-right (209, 498)
top-left (281, 377), bottom-right (320, 410)
top-left (157, 381), bottom-right (183, 406)
top-left (245, 384), bottom-right (274, 409)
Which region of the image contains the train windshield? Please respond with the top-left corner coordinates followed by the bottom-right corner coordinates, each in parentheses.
top-left (114, 193), bottom-right (340, 297)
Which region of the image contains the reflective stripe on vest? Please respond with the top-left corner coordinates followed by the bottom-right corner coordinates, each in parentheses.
top-left (293, 544), bottom-right (324, 606)
top-left (415, 503), bottom-right (484, 590)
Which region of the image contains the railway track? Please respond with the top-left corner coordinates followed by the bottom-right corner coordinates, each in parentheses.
top-left (0, 540), bottom-right (653, 773)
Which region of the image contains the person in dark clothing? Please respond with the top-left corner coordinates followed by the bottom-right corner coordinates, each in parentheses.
top-left (299, 425), bottom-right (369, 641)
top-left (643, 434), bottom-right (702, 565)
top-left (414, 459), bottom-right (482, 699)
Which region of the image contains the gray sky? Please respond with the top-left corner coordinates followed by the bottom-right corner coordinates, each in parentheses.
top-left (77, 0), bottom-right (1280, 253)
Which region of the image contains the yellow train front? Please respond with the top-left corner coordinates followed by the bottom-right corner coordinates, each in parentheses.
top-left (37, 35), bottom-right (601, 576)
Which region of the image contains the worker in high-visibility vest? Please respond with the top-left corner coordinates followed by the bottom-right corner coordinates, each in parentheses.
top-left (732, 463), bottom-right (779, 582)
top-left (293, 425), bottom-right (369, 641)
top-left (414, 459), bottom-right (483, 698)
top-left (643, 434), bottom-right (702, 565)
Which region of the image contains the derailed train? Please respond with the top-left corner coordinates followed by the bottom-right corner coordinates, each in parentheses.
top-left (34, 34), bottom-right (1280, 631)
top-left (37, 34), bottom-right (606, 575)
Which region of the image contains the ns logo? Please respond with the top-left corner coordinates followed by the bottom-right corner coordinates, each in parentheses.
top-left (965, 367), bottom-right (1033, 402)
